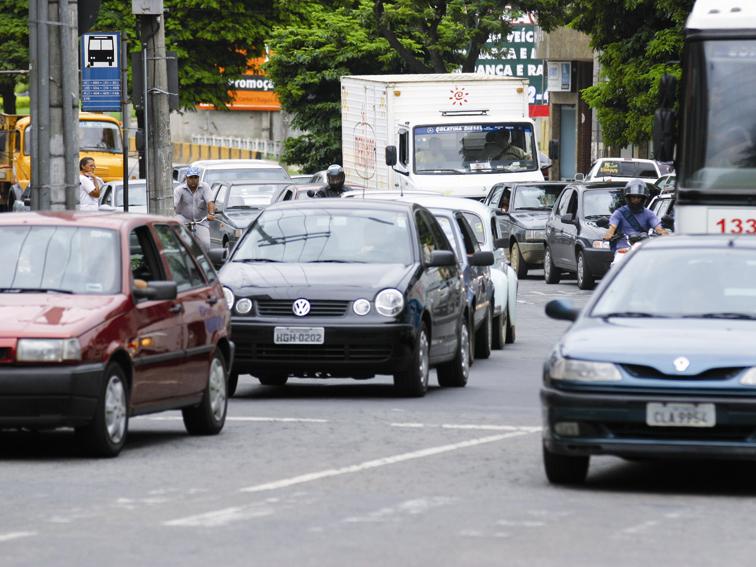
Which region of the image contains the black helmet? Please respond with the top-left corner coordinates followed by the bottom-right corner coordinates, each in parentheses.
top-left (624, 178), bottom-right (649, 199)
top-left (326, 164), bottom-right (345, 189)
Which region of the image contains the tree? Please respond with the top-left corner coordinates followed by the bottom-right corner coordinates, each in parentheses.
top-left (557, 0), bottom-right (695, 150)
top-left (0, 0), bottom-right (29, 113)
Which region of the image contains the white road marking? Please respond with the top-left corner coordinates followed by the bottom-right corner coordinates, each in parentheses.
top-left (164, 431), bottom-right (535, 528)
top-left (0, 532), bottom-right (36, 542)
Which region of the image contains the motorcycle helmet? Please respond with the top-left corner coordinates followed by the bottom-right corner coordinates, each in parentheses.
top-left (326, 164), bottom-right (345, 190)
top-left (624, 178), bottom-right (649, 212)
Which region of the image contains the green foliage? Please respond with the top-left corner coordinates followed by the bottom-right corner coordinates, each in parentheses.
top-left (564, 0), bottom-right (694, 149)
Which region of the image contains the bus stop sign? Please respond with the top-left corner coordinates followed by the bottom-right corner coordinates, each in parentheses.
top-left (81, 32), bottom-right (121, 112)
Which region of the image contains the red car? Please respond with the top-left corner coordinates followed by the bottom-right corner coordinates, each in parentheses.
top-left (0, 212), bottom-right (234, 457)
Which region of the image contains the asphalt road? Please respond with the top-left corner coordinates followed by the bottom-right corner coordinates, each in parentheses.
top-left (3, 273), bottom-right (756, 566)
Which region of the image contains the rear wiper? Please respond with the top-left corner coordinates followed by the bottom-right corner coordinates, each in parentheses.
top-left (599, 311), bottom-right (661, 318)
top-left (683, 312), bottom-right (756, 320)
top-left (0, 287), bottom-right (74, 294)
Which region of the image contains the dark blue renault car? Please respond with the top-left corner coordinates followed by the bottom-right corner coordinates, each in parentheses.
top-left (541, 235), bottom-right (756, 484)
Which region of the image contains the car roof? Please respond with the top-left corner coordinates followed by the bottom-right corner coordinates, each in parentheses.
top-left (191, 159), bottom-right (283, 169)
top-left (642, 235), bottom-right (756, 251)
top-left (0, 211), bottom-right (176, 229)
top-left (265, 198), bottom-right (417, 213)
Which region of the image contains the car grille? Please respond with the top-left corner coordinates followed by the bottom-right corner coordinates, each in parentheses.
top-left (621, 364), bottom-right (744, 381)
top-left (256, 299), bottom-right (349, 317)
top-left (236, 343), bottom-right (392, 363)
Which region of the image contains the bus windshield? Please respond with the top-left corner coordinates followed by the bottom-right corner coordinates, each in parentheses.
top-left (680, 39), bottom-right (756, 191)
top-left (414, 123), bottom-right (538, 175)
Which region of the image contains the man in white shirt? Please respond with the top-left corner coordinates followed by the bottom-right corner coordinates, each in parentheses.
top-left (79, 157), bottom-right (101, 209)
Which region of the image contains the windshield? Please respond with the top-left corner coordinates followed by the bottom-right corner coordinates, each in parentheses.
top-left (593, 161), bottom-right (658, 178)
top-left (204, 168), bottom-right (289, 184)
top-left (582, 188), bottom-right (624, 218)
top-left (512, 185), bottom-right (564, 210)
top-left (234, 208), bottom-right (413, 264)
top-left (115, 183), bottom-right (146, 207)
top-left (0, 226), bottom-right (120, 294)
top-left (680, 39), bottom-right (756, 190)
top-left (79, 121), bottom-right (122, 153)
top-left (413, 123), bottom-right (538, 174)
top-left (593, 248), bottom-right (756, 318)
top-left (227, 184), bottom-right (286, 207)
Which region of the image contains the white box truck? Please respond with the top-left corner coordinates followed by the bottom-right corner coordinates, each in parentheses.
top-left (341, 73), bottom-right (544, 199)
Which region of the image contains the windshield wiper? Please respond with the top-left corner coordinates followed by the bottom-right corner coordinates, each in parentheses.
top-left (0, 287), bottom-right (74, 294)
top-left (233, 258), bottom-right (282, 263)
top-left (599, 311), bottom-right (661, 319)
top-left (683, 312), bottom-right (756, 320)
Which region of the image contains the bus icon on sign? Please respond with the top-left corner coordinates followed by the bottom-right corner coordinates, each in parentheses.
top-left (87, 35), bottom-right (115, 67)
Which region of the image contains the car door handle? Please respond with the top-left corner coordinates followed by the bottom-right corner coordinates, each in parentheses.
top-left (206, 296), bottom-right (219, 305)
top-left (169, 303), bottom-right (184, 314)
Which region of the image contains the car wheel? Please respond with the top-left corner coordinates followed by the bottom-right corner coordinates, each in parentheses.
top-left (474, 307), bottom-right (492, 359)
top-left (257, 374), bottom-right (289, 386)
top-left (227, 371), bottom-right (239, 397)
top-left (505, 306), bottom-right (516, 344)
top-left (492, 309), bottom-right (506, 350)
top-left (510, 242), bottom-right (528, 278)
top-left (576, 251), bottom-right (595, 290)
top-left (437, 317), bottom-right (471, 387)
top-left (393, 324), bottom-right (430, 397)
top-left (544, 247), bottom-right (561, 284)
top-left (182, 352), bottom-right (227, 435)
top-left (543, 443), bottom-right (589, 485)
top-left (76, 363), bottom-right (129, 458)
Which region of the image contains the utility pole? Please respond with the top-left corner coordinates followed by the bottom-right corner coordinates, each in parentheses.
top-left (29, 0), bottom-right (80, 210)
top-left (134, 0), bottom-right (173, 215)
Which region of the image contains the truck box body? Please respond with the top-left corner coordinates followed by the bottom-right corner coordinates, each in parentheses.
top-left (341, 74), bottom-right (543, 199)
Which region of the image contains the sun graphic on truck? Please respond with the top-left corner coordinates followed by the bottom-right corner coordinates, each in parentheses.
top-left (449, 87), bottom-right (469, 106)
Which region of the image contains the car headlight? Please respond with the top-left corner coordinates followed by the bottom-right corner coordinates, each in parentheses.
top-left (17, 338), bottom-right (81, 362)
top-left (223, 287), bottom-right (235, 309)
top-left (525, 229), bottom-right (545, 241)
top-left (375, 289), bottom-right (404, 317)
top-left (549, 353), bottom-right (621, 382)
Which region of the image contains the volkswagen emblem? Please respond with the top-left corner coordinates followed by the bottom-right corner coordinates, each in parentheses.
top-left (673, 357), bottom-right (690, 372)
top-left (292, 298), bottom-right (311, 317)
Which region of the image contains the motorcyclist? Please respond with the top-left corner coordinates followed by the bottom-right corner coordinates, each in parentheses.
top-left (603, 178), bottom-right (667, 251)
top-left (310, 164), bottom-right (353, 198)
top-left (174, 166), bottom-right (215, 252)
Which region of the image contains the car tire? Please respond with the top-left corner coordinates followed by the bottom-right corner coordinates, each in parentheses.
top-left (437, 317), bottom-right (471, 388)
top-left (257, 374), bottom-right (289, 386)
top-left (393, 325), bottom-right (430, 397)
top-left (492, 309), bottom-right (506, 350)
top-left (505, 306), bottom-right (516, 344)
top-left (510, 242), bottom-right (528, 278)
top-left (544, 247), bottom-right (561, 284)
top-left (227, 371), bottom-right (239, 397)
top-left (182, 352), bottom-right (227, 435)
top-left (474, 307), bottom-right (492, 359)
top-left (76, 363), bottom-right (129, 458)
top-left (543, 443), bottom-right (589, 485)
top-left (576, 251), bottom-right (595, 290)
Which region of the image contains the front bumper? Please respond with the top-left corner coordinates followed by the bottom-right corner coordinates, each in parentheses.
top-left (581, 247), bottom-right (613, 279)
top-left (542, 386), bottom-right (756, 459)
top-left (232, 321), bottom-right (417, 377)
top-left (0, 363), bottom-right (105, 428)
top-left (518, 241), bottom-right (545, 265)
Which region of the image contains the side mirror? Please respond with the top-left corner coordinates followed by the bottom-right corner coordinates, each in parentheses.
top-left (560, 213), bottom-right (575, 224)
top-left (133, 280), bottom-right (178, 301)
top-left (574, 173), bottom-right (585, 181)
top-left (469, 250), bottom-right (495, 267)
top-left (385, 145), bottom-right (397, 166)
top-left (427, 250), bottom-right (456, 267)
top-left (493, 237), bottom-right (508, 249)
top-left (208, 247), bottom-right (228, 269)
top-left (545, 299), bottom-right (580, 322)
top-left (661, 215), bottom-right (674, 230)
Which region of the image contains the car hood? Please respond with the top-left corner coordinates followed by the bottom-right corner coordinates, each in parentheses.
top-left (220, 262), bottom-right (417, 298)
top-left (561, 318), bottom-right (756, 375)
top-left (510, 210), bottom-right (549, 229)
top-left (0, 294), bottom-right (124, 338)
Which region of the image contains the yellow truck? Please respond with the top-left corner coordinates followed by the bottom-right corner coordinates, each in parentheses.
top-left (0, 112), bottom-right (124, 211)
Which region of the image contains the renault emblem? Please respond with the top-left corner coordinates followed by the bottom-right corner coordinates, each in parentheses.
top-left (292, 299), bottom-right (311, 317)
top-left (673, 357), bottom-right (690, 372)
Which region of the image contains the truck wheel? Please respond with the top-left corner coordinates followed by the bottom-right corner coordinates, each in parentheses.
top-left (544, 247), bottom-right (561, 284)
top-left (76, 363), bottom-right (129, 458)
top-left (474, 307), bottom-right (492, 359)
top-left (576, 251), bottom-right (595, 290)
top-left (393, 325), bottom-right (430, 397)
top-left (182, 352), bottom-right (227, 435)
top-left (437, 317), bottom-right (471, 387)
top-left (510, 242), bottom-right (528, 278)
top-left (543, 443), bottom-right (589, 485)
